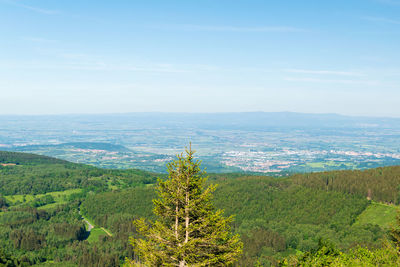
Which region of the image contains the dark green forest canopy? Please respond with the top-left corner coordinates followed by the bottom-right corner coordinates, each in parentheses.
top-left (292, 166), bottom-right (400, 203)
top-left (0, 150), bottom-right (70, 165)
top-left (81, 176), bottom-right (390, 266)
top-left (0, 152), bottom-right (160, 266)
top-left (1, 151), bottom-right (400, 266)
top-left (0, 151), bottom-right (159, 195)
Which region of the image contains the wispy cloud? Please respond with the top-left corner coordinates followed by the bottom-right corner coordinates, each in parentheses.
top-left (0, 60), bottom-right (191, 73)
top-left (284, 77), bottom-right (379, 86)
top-left (153, 24), bottom-right (307, 33)
top-left (285, 69), bottom-right (363, 77)
top-left (1, 0), bottom-right (59, 14)
top-left (21, 37), bottom-right (58, 43)
top-left (363, 16), bottom-right (400, 25)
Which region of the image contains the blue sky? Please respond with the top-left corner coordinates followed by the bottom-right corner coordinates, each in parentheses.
top-left (0, 0), bottom-right (399, 116)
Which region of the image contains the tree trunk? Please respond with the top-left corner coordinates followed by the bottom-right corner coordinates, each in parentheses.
top-left (185, 191), bottom-right (189, 244)
top-left (175, 203), bottom-right (179, 240)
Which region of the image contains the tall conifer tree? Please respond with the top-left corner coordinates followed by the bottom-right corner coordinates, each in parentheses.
top-left (127, 145), bottom-right (242, 266)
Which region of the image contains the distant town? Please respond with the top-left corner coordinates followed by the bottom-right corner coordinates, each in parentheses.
top-left (1, 113), bottom-right (399, 174)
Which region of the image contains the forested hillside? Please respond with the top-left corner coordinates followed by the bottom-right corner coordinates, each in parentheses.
top-left (0, 151), bottom-right (159, 266)
top-left (0, 151), bottom-right (158, 195)
top-left (1, 151), bottom-right (400, 266)
top-left (292, 166), bottom-right (400, 203)
top-left (0, 151), bottom-right (69, 165)
top-left (82, 176), bottom-right (390, 266)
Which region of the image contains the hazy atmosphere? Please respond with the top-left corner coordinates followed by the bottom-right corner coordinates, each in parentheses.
top-left (2, 1), bottom-right (400, 267)
top-left (1, 0), bottom-right (399, 116)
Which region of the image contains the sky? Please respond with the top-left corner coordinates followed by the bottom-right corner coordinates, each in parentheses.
top-left (0, 0), bottom-right (399, 117)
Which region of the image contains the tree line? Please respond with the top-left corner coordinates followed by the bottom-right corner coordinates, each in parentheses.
top-left (292, 166), bottom-right (400, 203)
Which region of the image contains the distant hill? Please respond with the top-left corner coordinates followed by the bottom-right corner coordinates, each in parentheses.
top-left (0, 150), bottom-right (69, 165)
top-left (1, 112), bottom-right (399, 131)
top-left (13, 142), bottom-right (132, 153)
top-left (0, 150), bottom-right (158, 195)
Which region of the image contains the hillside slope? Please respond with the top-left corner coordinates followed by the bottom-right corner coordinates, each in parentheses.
top-left (292, 166), bottom-right (400, 203)
top-left (0, 150), bottom-right (70, 165)
top-left (81, 174), bottom-right (397, 265)
top-left (1, 151), bottom-right (399, 266)
top-left (0, 150), bottom-right (158, 195)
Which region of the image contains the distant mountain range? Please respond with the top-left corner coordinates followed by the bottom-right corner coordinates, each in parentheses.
top-left (2, 112), bottom-right (400, 130)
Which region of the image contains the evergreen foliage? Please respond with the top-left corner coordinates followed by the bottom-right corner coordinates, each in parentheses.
top-left (0, 195), bottom-right (9, 208)
top-left (1, 150), bottom-right (400, 266)
top-left (280, 239), bottom-right (400, 266)
top-left (0, 151), bottom-right (158, 195)
top-left (127, 147), bottom-right (243, 266)
top-left (292, 166), bottom-right (400, 203)
top-left (0, 248), bottom-right (20, 267)
top-left (0, 151), bottom-right (69, 165)
top-left (82, 174), bottom-right (393, 265)
top-left (390, 211), bottom-right (400, 249)
top-left (80, 186), bottom-right (157, 228)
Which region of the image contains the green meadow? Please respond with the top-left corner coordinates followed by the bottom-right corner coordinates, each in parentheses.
top-left (87, 228), bottom-right (108, 243)
top-left (5, 188), bottom-right (82, 209)
top-left (354, 201), bottom-right (398, 229)
top-left (305, 161), bottom-right (356, 169)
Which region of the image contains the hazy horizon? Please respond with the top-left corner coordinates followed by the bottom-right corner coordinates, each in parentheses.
top-left (1, 111), bottom-right (400, 119)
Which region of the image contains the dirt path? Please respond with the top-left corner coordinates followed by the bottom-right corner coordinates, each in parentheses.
top-left (83, 218), bottom-right (94, 231)
top-left (79, 209), bottom-right (94, 232)
top-left (79, 209), bottom-right (112, 236)
top-left (100, 227), bottom-right (113, 237)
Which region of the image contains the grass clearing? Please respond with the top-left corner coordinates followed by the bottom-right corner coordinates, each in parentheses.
top-left (5, 189), bottom-right (83, 210)
top-left (87, 227), bottom-right (107, 243)
top-left (306, 161), bottom-right (355, 169)
top-left (37, 202), bottom-right (62, 210)
top-left (107, 180), bottom-right (119, 190)
top-left (354, 201), bottom-right (398, 229)
top-left (81, 213), bottom-right (112, 243)
top-left (5, 194), bottom-right (35, 203)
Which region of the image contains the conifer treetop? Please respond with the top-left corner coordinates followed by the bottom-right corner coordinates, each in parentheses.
top-left (127, 145), bottom-right (242, 266)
